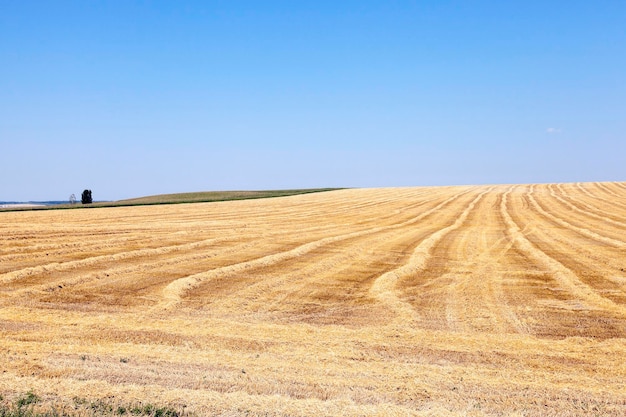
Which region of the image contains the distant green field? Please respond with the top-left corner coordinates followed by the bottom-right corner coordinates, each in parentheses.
top-left (115, 188), bottom-right (342, 205)
top-left (0, 189), bottom-right (343, 212)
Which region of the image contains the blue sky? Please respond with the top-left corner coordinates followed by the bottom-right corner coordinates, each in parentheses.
top-left (1, 1), bottom-right (625, 201)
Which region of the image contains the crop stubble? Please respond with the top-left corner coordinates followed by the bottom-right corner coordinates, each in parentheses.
top-left (0, 184), bottom-right (625, 416)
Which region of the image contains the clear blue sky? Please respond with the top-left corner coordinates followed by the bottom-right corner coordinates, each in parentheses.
top-left (1, 1), bottom-right (625, 201)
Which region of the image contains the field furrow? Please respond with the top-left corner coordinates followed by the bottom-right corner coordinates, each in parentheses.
top-left (549, 184), bottom-right (626, 228)
top-left (161, 188), bottom-right (474, 312)
top-left (526, 185), bottom-right (626, 247)
top-left (504, 188), bottom-right (626, 338)
top-left (369, 188), bottom-right (490, 325)
top-left (578, 182), bottom-right (626, 211)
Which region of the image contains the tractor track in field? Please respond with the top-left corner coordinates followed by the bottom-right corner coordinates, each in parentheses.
top-left (441, 187), bottom-right (529, 334)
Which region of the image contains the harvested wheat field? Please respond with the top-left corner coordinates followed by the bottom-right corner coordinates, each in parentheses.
top-left (1, 182), bottom-right (625, 416)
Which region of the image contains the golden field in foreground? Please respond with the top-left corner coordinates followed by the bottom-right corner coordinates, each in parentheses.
top-left (1, 183), bottom-right (625, 416)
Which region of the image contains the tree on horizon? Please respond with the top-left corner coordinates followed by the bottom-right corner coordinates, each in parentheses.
top-left (81, 189), bottom-right (92, 204)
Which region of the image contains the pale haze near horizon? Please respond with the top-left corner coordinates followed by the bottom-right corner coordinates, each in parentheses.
top-left (1, 1), bottom-right (624, 201)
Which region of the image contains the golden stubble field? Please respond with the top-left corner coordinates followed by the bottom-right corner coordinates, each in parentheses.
top-left (1, 183), bottom-right (625, 416)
